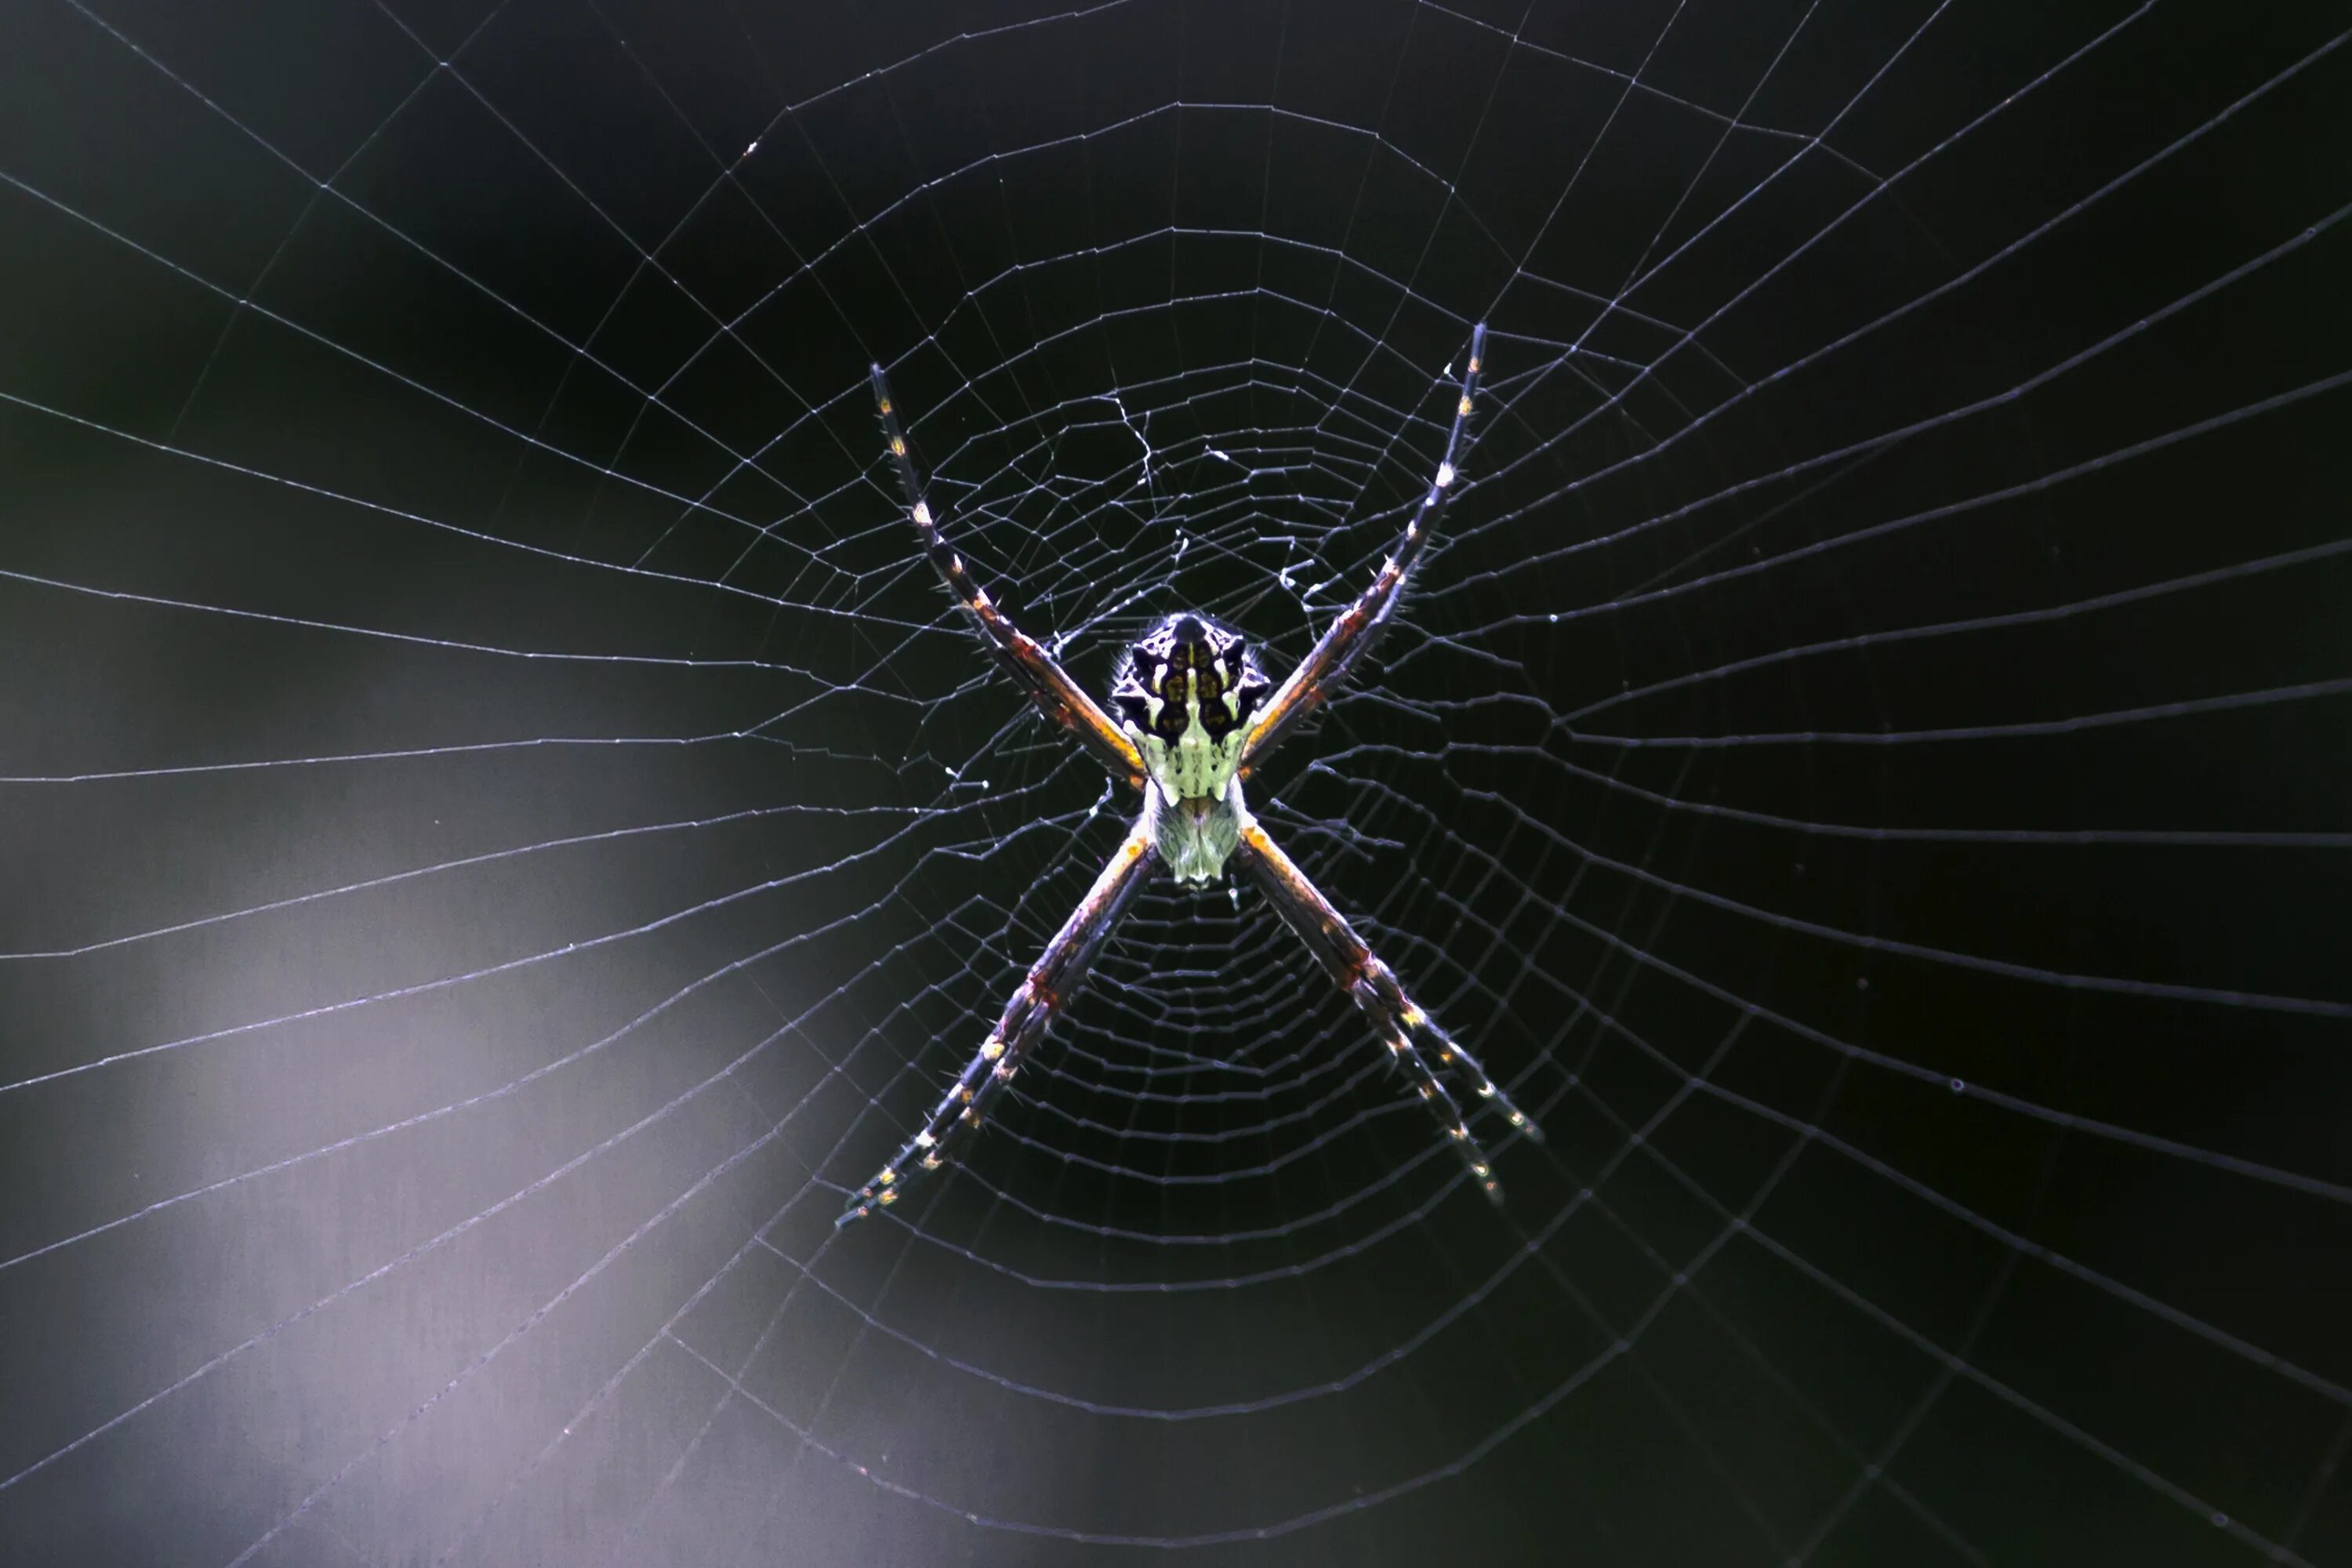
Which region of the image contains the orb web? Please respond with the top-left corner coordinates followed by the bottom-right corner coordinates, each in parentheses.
top-left (1, 1), bottom-right (2347, 1564)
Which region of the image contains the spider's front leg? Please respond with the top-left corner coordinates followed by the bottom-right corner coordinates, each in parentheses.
top-left (1240, 322), bottom-right (1486, 775)
top-left (871, 364), bottom-right (1146, 793)
top-left (838, 819), bottom-right (1161, 1227)
top-left (1232, 819), bottom-right (1539, 1203)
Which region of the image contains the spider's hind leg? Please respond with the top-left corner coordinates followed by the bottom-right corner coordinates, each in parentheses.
top-left (834, 1006), bottom-right (1034, 1228)
top-left (1347, 960), bottom-right (1541, 1206)
top-left (838, 822), bottom-right (1160, 1228)
top-left (1384, 975), bottom-right (1544, 1147)
top-left (1232, 819), bottom-right (1539, 1203)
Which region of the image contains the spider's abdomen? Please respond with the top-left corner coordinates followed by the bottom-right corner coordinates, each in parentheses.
top-left (1147, 783), bottom-right (1248, 887)
top-left (1111, 614), bottom-right (1269, 826)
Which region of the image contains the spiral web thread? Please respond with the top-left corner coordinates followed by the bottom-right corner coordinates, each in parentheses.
top-left (0, 0), bottom-right (2347, 1562)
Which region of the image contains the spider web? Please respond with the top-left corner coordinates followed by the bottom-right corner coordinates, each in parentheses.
top-left (1, 0), bottom-right (2348, 1563)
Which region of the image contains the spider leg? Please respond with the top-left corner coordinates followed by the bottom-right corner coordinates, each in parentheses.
top-left (1232, 817), bottom-right (1538, 1204)
top-left (1240, 323), bottom-right (1486, 775)
top-left (871, 364), bottom-right (1146, 792)
top-left (838, 819), bottom-right (1161, 1227)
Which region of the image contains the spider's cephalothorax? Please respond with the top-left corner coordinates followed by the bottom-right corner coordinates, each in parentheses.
top-left (844, 325), bottom-right (1541, 1229)
top-left (1110, 614), bottom-right (1271, 885)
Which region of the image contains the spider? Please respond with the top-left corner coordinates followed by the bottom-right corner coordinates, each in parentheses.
top-left (839, 324), bottom-right (1540, 1227)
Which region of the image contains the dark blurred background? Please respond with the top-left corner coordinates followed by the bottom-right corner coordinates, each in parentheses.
top-left (2, 1), bottom-right (2348, 1563)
